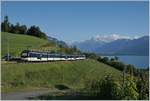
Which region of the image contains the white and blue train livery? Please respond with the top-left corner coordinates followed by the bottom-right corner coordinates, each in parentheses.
top-left (21, 50), bottom-right (86, 62)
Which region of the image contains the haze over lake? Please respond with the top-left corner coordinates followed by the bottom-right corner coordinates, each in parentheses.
top-left (102, 55), bottom-right (149, 69)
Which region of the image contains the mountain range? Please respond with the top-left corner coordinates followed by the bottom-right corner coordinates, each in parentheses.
top-left (73, 35), bottom-right (149, 55)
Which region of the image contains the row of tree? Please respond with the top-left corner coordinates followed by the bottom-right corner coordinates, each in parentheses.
top-left (1, 16), bottom-right (47, 39)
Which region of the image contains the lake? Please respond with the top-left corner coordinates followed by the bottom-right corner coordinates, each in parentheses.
top-left (101, 56), bottom-right (149, 69)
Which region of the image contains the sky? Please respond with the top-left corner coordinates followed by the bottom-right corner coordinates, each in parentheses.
top-left (1, 1), bottom-right (149, 43)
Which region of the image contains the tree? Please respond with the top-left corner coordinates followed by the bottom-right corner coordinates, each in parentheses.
top-left (98, 75), bottom-right (121, 99)
top-left (9, 23), bottom-right (27, 34)
top-left (26, 25), bottom-right (38, 36)
top-left (86, 75), bottom-right (122, 100)
top-left (13, 22), bottom-right (20, 34)
top-left (1, 16), bottom-right (10, 32)
top-left (19, 25), bottom-right (27, 34)
top-left (83, 52), bottom-right (98, 60)
top-left (38, 32), bottom-right (47, 39)
top-left (1, 16), bottom-right (47, 39)
top-left (97, 56), bottom-right (102, 62)
top-left (26, 25), bottom-right (47, 39)
top-left (110, 58), bottom-right (115, 61)
top-left (100, 57), bottom-right (109, 64)
top-left (126, 64), bottom-right (134, 76)
top-left (9, 24), bottom-right (15, 33)
top-left (109, 61), bottom-right (125, 71)
top-left (122, 76), bottom-right (139, 100)
top-left (136, 73), bottom-right (149, 100)
top-left (72, 45), bottom-right (77, 52)
top-left (114, 56), bottom-right (119, 61)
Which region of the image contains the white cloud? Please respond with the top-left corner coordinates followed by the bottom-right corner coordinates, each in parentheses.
top-left (93, 34), bottom-right (138, 42)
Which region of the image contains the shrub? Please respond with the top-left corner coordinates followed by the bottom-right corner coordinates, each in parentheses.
top-left (85, 74), bottom-right (121, 100)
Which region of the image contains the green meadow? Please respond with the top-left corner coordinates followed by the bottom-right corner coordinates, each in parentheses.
top-left (2, 59), bottom-right (122, 92)
top-left (1, 32), bottom-right (58, 57)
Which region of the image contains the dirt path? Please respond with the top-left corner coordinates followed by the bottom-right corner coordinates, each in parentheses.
top-left (1, 89), bottom-right (51, 100)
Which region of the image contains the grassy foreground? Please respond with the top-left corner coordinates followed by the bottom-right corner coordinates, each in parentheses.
top-left (2, 59), bottom-right (122, 92)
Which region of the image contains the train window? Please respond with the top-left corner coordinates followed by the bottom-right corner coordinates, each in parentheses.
top-left (48, 55), bottom-right (51, 58)
top-left (22, 53), bottom-right (27, 56)
top-left (49, 54), bottom-right (60, 58)
top-left (55, 55), bottom-right (60, 58)
top-left (49, 54), bottom-right (54, 57)
top-left (29, 53), bottom-right (41, 58)
top-left (21, 53), bottom-right (28, 58)
top-left (48, 54), bottom-right (55, 58)
top-left (42, 54), bottom-right (48, 58)
top-left (61, 55), bottom-right (66, 58)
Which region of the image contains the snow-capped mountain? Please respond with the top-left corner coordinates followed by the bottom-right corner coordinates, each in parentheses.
top-left (92, 34), bottom-right (139, 42)
top-left (73, 34), bottom-right (149, 55)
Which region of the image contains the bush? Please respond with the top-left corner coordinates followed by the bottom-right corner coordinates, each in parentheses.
top-left (97, 57), bottom-right (125, 71)
top-left (83, 53), bottom-right (98, 60)
top-left (100, 57), bottom-right (109, 64)
top-left (85, 74), bottom-right (121, 100)
top-left (109, 61), bottom-right (125, 71)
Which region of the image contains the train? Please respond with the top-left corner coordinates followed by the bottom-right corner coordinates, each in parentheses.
top-left (21, 50), bottom-right (86, 62)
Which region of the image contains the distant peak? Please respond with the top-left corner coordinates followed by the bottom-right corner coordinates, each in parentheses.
top-left (92, 34), bottom-right (143, 42)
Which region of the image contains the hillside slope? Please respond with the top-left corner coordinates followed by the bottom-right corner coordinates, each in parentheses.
top-left (1, 32), bottom-right (122, 93)
top-left (1, 32), bottom-right (58, 57)
top-left (2, 59), bottom-right (122, 92)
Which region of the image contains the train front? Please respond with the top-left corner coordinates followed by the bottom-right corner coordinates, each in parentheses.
top-left (20, 50), bottom-right (30, 61)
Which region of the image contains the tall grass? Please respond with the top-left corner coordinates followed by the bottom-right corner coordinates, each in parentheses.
top-left (2, 60), bottom-right (122, 92)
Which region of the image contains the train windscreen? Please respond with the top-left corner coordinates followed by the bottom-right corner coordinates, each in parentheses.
top-left (21, 52), bottom-right (28, 58)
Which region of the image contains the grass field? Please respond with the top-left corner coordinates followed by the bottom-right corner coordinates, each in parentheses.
top-left (1, 32), bottom-right (122, 94)
top-left (1, 59), bottom-right (122, 92)
top-left (1, 32), bottom-right (58, 57)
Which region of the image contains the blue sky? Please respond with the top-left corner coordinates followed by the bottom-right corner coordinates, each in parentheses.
top-left (1, 1), bottom-right (149, 43)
